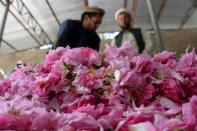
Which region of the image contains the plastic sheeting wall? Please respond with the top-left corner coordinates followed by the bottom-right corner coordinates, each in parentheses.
top-left (149, 28), bottom-right (197, 55)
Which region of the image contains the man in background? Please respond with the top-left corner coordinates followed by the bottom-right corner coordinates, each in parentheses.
top-left (53, 6), bottom-right (105, 51)
top-left (112, 8), bottom-right (145, 53)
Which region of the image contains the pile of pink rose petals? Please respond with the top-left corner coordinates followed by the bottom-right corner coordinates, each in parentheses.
top-left (0, 42), bottom-right (196, 131)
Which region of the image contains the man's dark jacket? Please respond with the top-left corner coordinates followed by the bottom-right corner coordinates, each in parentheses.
top-left (54, 20), bottom-right (100, 51)
top-left (115, 28), bottom-right (145, 53)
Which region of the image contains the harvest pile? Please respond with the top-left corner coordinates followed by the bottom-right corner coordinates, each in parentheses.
top-left (0, 42), bottom-right (196, 131)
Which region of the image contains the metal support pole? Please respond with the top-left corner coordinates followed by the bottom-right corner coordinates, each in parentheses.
top-left (0, 0), bottom-right (42, 46)
top-left (123, 0), bottom-right (127, 8)
top-left (0, 0), bottom-right (10, 46)
top-left (45, 0), bottom-right (60, 26)
top-left (156, 0), bottom-right (166, 19)
top-left (146, 0), bottom-right (164, 52)
top-left (131, 0), bottom-right (138, 26)
top-left (83, 0), bottom-right (89, 8)
top-left (0, 0), bottom-right (53, 46)
top-left (180, 1), bottom-right (197, 28)
top-left (18, 0), bottom-right (53, 44)
top-left (2, 39), bottom-right (19, 52)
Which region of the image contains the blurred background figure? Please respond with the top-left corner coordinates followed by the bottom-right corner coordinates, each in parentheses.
top-left (112, 8), bottom-right (145, 53)
top-left (53, 6), bottom-right (105, 51)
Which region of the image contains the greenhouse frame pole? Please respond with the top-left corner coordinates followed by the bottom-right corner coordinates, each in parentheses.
top-left (0, 0), bottom-right (53, 45)
top-left (146, 0), bottom-right (164, 52)
top-left (180, 1), bottom-right (197, 28)
top-left (0, 0), bottom-right (10, 46)
top-left (45, 0), bottom-right (60, 26)
top-left (156, 0), bottom-right (166, 19)
top-left (131, 0), bottom-right (138, 26)
top-left (123, 0), bottom-right (127, 8)
top-left (83, 0), bottom-right (89, 7)
top-left (2, 39), bottom-right (19, 52)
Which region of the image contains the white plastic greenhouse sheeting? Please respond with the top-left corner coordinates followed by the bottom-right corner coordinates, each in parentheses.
top-left (0, 0), bottom-right (197, 55)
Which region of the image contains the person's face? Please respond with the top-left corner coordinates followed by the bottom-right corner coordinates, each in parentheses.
top-left (117, 13), bottom-right (131, 30)
top-left (87, 14), bottom-right (103, 31)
